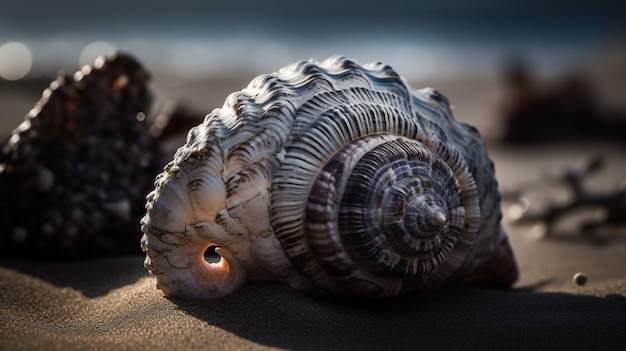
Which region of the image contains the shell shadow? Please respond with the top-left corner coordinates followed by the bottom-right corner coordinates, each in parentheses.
top-left (512, 278), bottom-right (556, 291)
top-left (0, 255), bottom-right (147, 298)
top-left (172, 283), bottom-right (626, 350)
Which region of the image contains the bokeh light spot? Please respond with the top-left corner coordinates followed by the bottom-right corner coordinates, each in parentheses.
top-left (79, 41), bottom-right (116, 67)
top-left (0, 42), bottom-right (33, 80)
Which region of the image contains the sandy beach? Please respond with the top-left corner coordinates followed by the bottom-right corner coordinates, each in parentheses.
top-left (1, 182), bottom-right (626, 351)
top-left (1, 72), bottom-right (626, 350)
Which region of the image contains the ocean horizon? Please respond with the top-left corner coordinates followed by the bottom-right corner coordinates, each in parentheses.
top-left (2, 1), bottom-right (625, 81)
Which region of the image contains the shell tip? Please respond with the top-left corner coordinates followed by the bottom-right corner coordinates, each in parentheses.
top-left (431, 210), bottom-right (447, 227)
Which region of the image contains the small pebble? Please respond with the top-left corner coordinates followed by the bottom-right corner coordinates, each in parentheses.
top-left (573, 272), bottom-right (588, 286)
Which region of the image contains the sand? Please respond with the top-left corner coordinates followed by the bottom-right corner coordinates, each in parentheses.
top-left (2, 142), bottom-right (625, 350)
top-left (1, 76), bottom-right (626, 350)
top-left (1, 256), bottom-right (625, 351)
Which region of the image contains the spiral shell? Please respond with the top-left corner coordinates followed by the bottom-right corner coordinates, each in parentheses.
top-left (141, 56), bottom-right (518, 298)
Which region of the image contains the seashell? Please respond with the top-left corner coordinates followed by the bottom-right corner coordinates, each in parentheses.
top-left (0, 53), bottom-right (157, 259)
top-left (141, 56), bottom-right (519, 298)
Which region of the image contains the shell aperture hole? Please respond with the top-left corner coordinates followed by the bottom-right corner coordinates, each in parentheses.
top-left (204, 245), bottom-right (221, 263)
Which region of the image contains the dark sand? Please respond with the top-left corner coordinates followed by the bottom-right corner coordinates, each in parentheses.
top-left (1, 77), bottom-right (626, 350)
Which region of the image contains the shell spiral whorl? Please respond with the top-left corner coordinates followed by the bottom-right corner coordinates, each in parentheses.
top-left (141, 56), bottom-right (518, 298)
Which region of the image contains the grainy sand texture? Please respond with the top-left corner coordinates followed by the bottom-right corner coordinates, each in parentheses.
top-left (1, 73), bottom-right (625, 350)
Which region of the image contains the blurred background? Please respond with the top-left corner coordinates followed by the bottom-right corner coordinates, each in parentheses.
top-left (1, 0), bottom-right (626, 141)
top-left (1, 0), bottom-right (626, 288)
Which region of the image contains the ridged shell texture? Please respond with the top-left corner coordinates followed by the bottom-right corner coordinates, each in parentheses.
top-left (141, 56), bottom-right (518, 298)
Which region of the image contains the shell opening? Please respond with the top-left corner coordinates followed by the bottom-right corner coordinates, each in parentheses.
top-left (204, 245), bottom-right (220, 264)
top-left (142, 226), bottom-right (248, 299)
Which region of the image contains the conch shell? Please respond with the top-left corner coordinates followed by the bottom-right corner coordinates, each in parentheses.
top-left (141, 56), bottom-right (518, 298)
